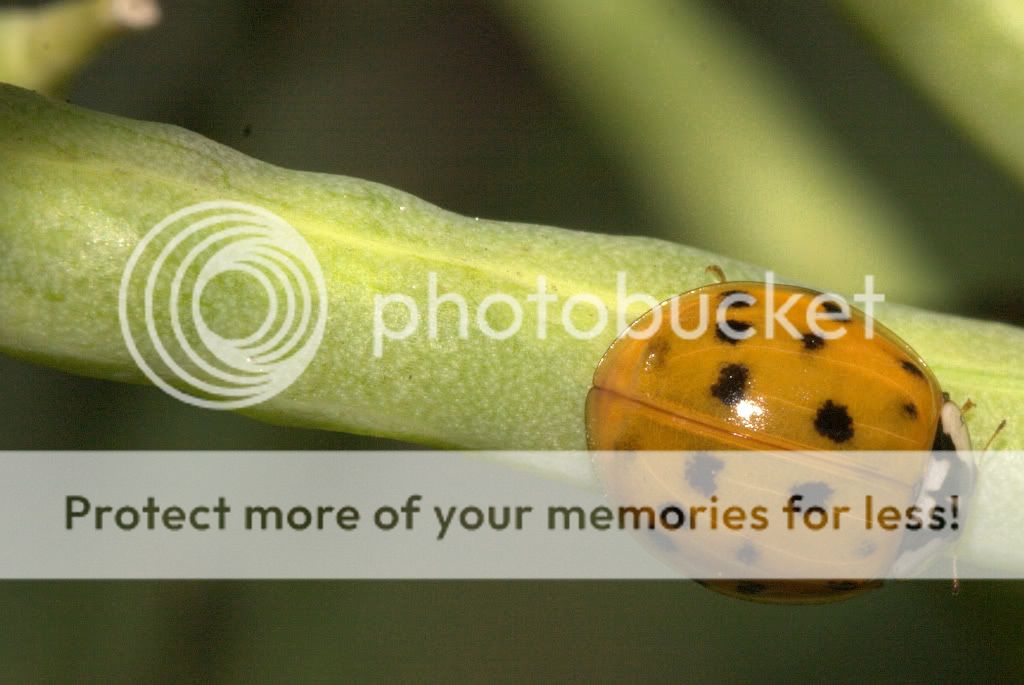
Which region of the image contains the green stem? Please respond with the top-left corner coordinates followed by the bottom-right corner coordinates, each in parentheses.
top-left (0, 84), bottom-right (1022, 570)
top-left (839, 0), bottom-right (1024, 187)
top-left (0, 0), bottom-right (160, 95)
top-left (493, 0), bottom-right (944, 305)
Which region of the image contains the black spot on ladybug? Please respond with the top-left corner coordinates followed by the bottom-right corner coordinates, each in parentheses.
top-left (801, 333), bottom-right (825, 350)
top-left (710, 363), bottom-right (749, 406)
top-left (827, 581), bottom-right (861, 592)
top-left (685, 452), bottom-right (724, 497)
top-left (735, 582), bottom-right (767, 595)
top-left (715, 320), bottom-right (752, 344)
top-left (720, 290), bottom-right (752, 308)
top-left (933, 427), bottom-right (956, 452)
top-left (814, 400), bottom-right (854, 443)
top-left (854, 541), bottom-right (877, 558)
top-left (902, 402), bottom-right (919, 419)
top-left (736, 543), bottom-right (759, 565)
top-left (900, 360), bottom-right (925, 378)
top-left (646, 529), bottom-right (676, 553)
top-left (790, 481), bottom-right (833, 510)
top-left (820, 300), bottom-right (852, 321)
top-left (643, 337), bottom-right (671, 370)
top-left (612, 438), bottom-right (639, 455)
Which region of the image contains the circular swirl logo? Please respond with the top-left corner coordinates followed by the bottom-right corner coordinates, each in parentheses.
top-left (119, 200), bottom-right (327, 409)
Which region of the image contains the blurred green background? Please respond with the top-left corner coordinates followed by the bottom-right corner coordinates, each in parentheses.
top-left (2, 0), bottom-right (1022, 681)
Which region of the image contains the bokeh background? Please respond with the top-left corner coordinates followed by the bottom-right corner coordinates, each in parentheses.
top-left (2, 0), bottom-right (1022, 681)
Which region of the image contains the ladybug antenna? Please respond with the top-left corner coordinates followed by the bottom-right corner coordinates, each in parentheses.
top-left (958, 398), bottom-right (1005, 453)
top-left (983, 419), bottom-right (1008, 453)
top-left (705, 265), bottom-right (727, 283)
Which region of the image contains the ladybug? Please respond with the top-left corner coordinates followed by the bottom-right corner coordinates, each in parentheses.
top-left (585, 273), bottom-right (976, 604)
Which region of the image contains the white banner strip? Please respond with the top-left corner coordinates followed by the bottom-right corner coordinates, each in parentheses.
top-left (0, 450), bottom-right (1014, 579)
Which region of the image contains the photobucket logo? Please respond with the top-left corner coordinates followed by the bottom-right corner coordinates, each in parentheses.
top-left (372, 271), bottom-right (885, 356)
top-left (118, 200), bottom-right (327, 409)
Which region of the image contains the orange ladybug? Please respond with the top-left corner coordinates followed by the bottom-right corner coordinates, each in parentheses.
top-left (585, 275), bottom-right (975, 604)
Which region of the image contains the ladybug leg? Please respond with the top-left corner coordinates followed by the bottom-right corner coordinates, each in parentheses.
top-left (705, 265), bottom-right (727, 283)
top-left (938, 401), bottom-right (1004, 596)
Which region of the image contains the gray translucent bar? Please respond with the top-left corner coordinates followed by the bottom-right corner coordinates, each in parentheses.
top-left (0, 450), bottom-right (1014, 579)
